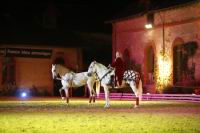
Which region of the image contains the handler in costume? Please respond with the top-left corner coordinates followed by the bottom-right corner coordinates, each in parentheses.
top-left (111, 51), bottom-right (124, 88)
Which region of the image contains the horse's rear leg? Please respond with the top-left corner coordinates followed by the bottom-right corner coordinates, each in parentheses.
top-left (59, 89), bottom-right (65, 100)
top-left (130, 82), bottom-right (140, 108)
top-left (87, 82), bottom-right (96, 104)
top-left (66, 97), bottom-right (69, 104)
top-left (92, 89), bottom-right (96, 103)
top-left (89, 95), bottom-right (95, 103)
top-left (87, 85), bottom-right (92, 104)
top-left (89, 96), bottom-right (92, 103)
top-left (135, 97), bottom-right (139, 108)
top-left (92, 95), bottom-right (95, 103)
top-left (89, 93), bottom-right (95, 104)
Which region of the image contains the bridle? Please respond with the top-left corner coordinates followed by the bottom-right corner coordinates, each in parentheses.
top-left (89, 63), bottom-right (114, 82)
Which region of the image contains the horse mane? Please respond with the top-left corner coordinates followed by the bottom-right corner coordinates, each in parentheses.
top-left (56, 64), bottom-right (71, 76)
top-left (95, 62), bottom-right (107, 70)
top-left (92, 61), bottom-right (109, 74)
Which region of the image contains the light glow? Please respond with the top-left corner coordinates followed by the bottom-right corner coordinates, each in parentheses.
top-left (145, 23), bottom-right (153, 29)
top-left (21, 92), bottom-right (27, 98)
top-left (155, 51), bottom-right (172, 92)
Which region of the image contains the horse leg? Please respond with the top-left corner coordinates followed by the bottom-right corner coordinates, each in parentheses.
top-left (89, 95), bottom-right (92, 103)
top-left (92, 96), bottom-right (95, 103)
top-left (95, 80), bottom-right (101, 98)
top-left (121, 80), bottom-right (126, 88)
top-left (89, 90), bottom-right (96, 104)
top-left (130, 82), bottom-right (139, 108)
top-left (87, 84), bottom-right (93, 104)
top-left (59, 89), bottom-right (63, 99)
top-left (87, 79), bottom-right (96, 104)
top-left (59, 88), bottom-right (65, 100)
top-left (136, 97), bottom-right (139, 107)
top-left (135, 79), bottom-right (143, 108)
top-left (103, 85), bottom-right (110, 108)
top-left (92, 89), bottom-right (95, 103)
top-left (64, 88), bottom-right (69, 105)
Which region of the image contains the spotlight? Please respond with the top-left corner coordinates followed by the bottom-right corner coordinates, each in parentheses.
top-left (21, 92), bottom-right (27, 98)
top-left (145, 24), bottom-right (153, 29)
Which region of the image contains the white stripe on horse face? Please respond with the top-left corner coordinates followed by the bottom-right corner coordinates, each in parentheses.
top-left (51, 65), bottom-right (57, 79)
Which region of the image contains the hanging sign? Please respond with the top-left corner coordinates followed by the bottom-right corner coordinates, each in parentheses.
top-left (0, 48), bottom-right (52, 58)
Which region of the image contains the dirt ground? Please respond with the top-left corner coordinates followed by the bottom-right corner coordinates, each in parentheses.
top-left (0, 97), bottom-right (200, 114)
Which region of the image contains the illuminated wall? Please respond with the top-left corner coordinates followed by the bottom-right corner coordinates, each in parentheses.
top-left (0, 45), bottom-right (82, 95)
top-left (112, 2), bottom-right (200, 92)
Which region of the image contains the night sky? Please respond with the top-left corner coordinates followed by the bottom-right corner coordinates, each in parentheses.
top-left (0, 0), bottom-right (134, 34)
top-left (0, 0), bottom-right (195, 34)
top-left (0, 0), bottom-right (196, 64)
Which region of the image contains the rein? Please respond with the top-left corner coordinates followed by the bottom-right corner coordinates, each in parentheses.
top-left (95, 68), bottom-right (113, 82)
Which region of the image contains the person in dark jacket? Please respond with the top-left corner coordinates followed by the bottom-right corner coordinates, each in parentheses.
top-left (111, 51), bottom-right (124, 88)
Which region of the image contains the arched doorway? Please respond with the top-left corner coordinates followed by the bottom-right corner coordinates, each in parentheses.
top-left (173, 38), bottom-right (185, 85)
top-left (145, 45), bottom-right (155, 84)
top-left (144, 44), bottom-right (155, 93)
top-left (173, 38), bottom-right (198, 86)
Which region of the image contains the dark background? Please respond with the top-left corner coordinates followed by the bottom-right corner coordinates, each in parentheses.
top-left (0, 0), bottom-right (194, 34)
top-left (0, 0), bottom-right (196, 65)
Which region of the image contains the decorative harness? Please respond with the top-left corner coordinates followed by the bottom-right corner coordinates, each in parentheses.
top-left (123, 70), bottom-right (141, 88)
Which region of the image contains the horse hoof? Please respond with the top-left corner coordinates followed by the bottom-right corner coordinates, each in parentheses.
top-left (134, 105), bottom-right (139, 108)
top-left (104, 105), bottom-right (110, 108)
top-left (61, 97), bottom-right (65, 100)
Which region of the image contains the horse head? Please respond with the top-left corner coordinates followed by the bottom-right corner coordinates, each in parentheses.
top-left (51, 64), bottom-right (58, 79)
top-left (87, 61), bottom-right (115, 87)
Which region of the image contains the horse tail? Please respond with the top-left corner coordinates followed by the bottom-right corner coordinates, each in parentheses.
top-left (137, 79), bottom-right (143, 100)
top-left (95, 80), bottom-right (101, 98)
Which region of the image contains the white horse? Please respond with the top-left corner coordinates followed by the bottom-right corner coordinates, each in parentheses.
top-left (87, 61), bottom-right (115, 108)
top-left (51, 64), bottom-right (100, 104)
top-left (122, 70), bottom-right (143, 108)
top-left (87, 61), bottom-right (142, 108)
